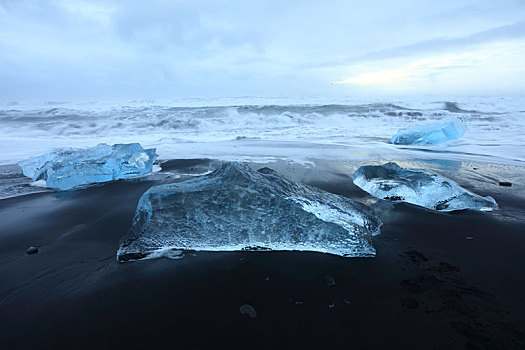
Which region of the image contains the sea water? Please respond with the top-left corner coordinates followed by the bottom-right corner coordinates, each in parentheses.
top-left (1, 96), bottom-right (524, 167)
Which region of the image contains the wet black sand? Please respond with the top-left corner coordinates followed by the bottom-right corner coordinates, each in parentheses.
top-left (0, 159), bottom-right (524, 349)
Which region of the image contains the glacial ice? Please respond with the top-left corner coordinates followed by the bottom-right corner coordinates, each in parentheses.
top-left (117, 162), bottom-right (382, 261)
top-left (353, 162), bottom-right (497, 212)
top-left (18, 143), bottom-right (156, 190)
top-left (391, 117), bottom-right (466, 145)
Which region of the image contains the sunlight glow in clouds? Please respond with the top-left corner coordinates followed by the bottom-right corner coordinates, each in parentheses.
top-left (332, 41), bottom-right (525, 92)
top-left (334, 55), bottom-right (473, 86)
top-left (334, 54), bottom-right (477, 86)
top-left (0, 0), bottom-right (524, 100)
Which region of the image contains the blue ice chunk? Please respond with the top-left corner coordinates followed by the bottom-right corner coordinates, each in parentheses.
top-left (353, 162), bottom-right (497, 212)
top-left (391, 117), bottom-right (466, 145)
top-left (117, 162), bottom-right (382, 261)
top-left (18, 143), bottom-right (156, 190)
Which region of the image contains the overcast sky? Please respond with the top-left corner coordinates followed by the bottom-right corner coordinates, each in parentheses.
top-left (1, 0), bottom-right (524, 100)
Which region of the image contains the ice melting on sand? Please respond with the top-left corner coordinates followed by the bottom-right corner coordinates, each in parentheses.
top-left (18, 143), bottom-right (156, 190)
top-left (353, 162), bottom-right (497, 212)
top-left (391, 117), bottom-right (466, 145)
top-left (117, 162), bottom-right (381, 261)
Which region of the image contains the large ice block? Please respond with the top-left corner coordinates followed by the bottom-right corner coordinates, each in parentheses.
top-left (117, 162), bottom-right (382, 261)
top-left (18, 143), bottom-right (156, 190)
top-left (391, 117), bottom-right (466, 145)
top-left (353, 162), bottom-right (497, 212)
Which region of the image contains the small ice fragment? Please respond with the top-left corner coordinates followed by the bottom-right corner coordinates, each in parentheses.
top-left (391, 117), bottom-right (466, 145)
top-left (117, 162), bottom-right (381, 261)
top-left (18, 143), bottom-right (156, 190)
top-left (30, 180), bottom-right (47, 188)
top-left (152, 164), bottom-right (162, 173)
top-left (353, 162), bottom-right (497, 212)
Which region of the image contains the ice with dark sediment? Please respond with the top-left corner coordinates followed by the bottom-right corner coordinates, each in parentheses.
top-left (117, 162), bottom-right (382, 261)
top-left (353, 162), bottom-right (497, 212)
top-left (18, 143), bottom-right (156, 190)
top-left (391, 117), bottom-right (466, 145)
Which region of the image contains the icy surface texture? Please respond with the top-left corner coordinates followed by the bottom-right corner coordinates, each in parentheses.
top-left (18, 143), bottom-right (156, 190)
top-left (117, 162), bottom-right (381, 261)
top-left (353, 162), bottom-right (497, 212)
top-left (391, 117), bottom-right (466, 145)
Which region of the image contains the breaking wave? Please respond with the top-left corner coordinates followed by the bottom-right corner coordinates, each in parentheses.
top-left (1, 96), bottom-right (524, 165)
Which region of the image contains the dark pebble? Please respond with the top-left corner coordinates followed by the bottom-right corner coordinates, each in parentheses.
top-left (324, 275), bottom-right (336, 287)
top-left (26, 246), bottom-right (38, 254)
top-left (239, 304), bottom-right (257, 318)
top-left (117, 252), bottom-right (147, 261)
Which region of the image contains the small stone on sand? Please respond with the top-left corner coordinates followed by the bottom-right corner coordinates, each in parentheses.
top-left (324, 275), bottom-right (336, 287)
top-left (239, 304), bottom-right (257, 318)
top-left (26, 246), bottom-right (38, 254)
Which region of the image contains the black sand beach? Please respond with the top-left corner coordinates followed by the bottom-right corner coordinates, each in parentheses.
top-left (1, 159), bottom-right (524, 349)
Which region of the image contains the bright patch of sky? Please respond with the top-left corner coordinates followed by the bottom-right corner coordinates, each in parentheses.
top-left (1, 0), bottom-right (524, 100)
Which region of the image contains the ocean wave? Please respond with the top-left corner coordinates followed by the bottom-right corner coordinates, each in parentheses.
top-left (1, 97), bottom-right (524, 165)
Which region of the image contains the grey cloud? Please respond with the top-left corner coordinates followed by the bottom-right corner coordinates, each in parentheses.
top-left (311, 19), bottom-right (525, 68)
top-left (0, 0), bottom-right (524, 99)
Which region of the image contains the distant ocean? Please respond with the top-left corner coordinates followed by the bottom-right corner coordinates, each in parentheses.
top-left (1, 96), bottom-right (524, 167)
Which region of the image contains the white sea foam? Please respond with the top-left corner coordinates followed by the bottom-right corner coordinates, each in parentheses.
top-left (1, 96), bottom-right (524, 166)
